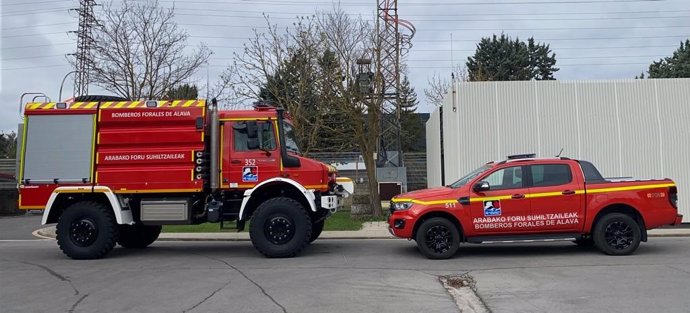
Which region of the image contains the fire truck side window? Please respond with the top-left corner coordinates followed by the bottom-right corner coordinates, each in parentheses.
top-left (233, 121), bottom-right (276, 151)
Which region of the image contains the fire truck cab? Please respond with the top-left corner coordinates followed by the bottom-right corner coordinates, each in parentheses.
top-left (18, 98), bottom-right (352, 259)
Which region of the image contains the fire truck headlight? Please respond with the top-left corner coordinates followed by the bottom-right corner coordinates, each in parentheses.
top-left (392, 202), bottom-right (414, 211)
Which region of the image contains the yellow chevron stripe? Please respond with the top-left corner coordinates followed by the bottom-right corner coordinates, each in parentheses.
top-left (128, 102), bottom-right (139, 108)
top-left (391, 183), bottom-right (675, 206)
top-left (101, 102), bottom-right (113, 108)
top-left (42, 103), bottom-right (55, 109)
top-left (171, 100), bottom-right (180, 107)
top-left (84, 102), bottom-right (97, 109)
top-left (71, 102), bottom-right (83, 109)
top-left (585, 183), bottom-right (675, 194)
top-left (183, 100), bottom-right (194, 107)
top-left (114, 101), bottom-right (127, 108)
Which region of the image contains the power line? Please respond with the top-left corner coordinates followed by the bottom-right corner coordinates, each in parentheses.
top-left (1, 8), bottom-right (72, 17)
top-left (2, 0), bottom-right (72, 6)
top-left (2, 22), bottom-right (73, 30)
top-left (0, 64), bottom-right (70, 71)
top-left (2, 43), bottom-right (74, 50)
top-left (1, 31), bottom-right (66, 38)
top-left (1, 54), bottom-right (66, 61)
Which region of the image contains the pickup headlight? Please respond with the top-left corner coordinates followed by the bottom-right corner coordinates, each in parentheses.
top-left (391, 202), bottom-right (414, 211)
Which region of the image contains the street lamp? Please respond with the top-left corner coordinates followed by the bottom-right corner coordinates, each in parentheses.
top-left (59, 71), bottom-right (77, 101)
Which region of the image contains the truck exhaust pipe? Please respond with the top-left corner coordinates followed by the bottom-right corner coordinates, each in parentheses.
top-left (209, 98), bottom-right (219, 191)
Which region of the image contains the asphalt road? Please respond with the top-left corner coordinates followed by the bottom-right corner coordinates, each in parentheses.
top-left (0, 213), bottom-right (42, 240)
top-left (1, 237), bottom-right (690, 313)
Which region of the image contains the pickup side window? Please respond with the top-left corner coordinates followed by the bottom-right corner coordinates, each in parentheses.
top-left (578, 160), bottom-right (605, 182)
top-left (232, 121), bottom-right (276, 152)
top-left (482, 166), bottom-right (524, 190)
top-left (530, 164), bottom-right (572, 187)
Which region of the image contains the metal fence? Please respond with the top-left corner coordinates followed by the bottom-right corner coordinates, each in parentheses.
top-left (0, 159), bottom-right (17, 190)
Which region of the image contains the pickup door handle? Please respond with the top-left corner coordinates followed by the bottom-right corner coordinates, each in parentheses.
top-left (511, 194), bottom-right (525, 199)
top-left (231, 160), bottom-right (242, 165)
top-left (562, 190), bottom-right (576, 195)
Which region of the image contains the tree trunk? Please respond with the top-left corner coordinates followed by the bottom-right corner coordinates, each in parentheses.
top-left (362, 149), bottom-right (382, 217)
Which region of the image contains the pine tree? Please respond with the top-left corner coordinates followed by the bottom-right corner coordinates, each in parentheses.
top-left (165, 84), bottom-right (198, 99)
top-left (466, 34), bottom-right (558, 81)
top-left (397, 76), bottom-right (424, 152)
top-left (645, 39), bottom-right (690, 78)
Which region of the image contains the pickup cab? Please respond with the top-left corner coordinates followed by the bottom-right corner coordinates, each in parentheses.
top-left (389, 155), bottom-right (682, 259)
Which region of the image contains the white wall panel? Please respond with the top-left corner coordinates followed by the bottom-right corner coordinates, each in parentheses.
top-left (427, 78), bottom-right (690, 222)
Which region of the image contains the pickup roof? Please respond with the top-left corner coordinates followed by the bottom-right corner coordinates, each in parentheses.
top-left (389, 157), bottom-right (682, 259)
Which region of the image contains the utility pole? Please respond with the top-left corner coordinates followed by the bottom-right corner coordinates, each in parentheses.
top-left (71, 0), bottom-right (99, 97)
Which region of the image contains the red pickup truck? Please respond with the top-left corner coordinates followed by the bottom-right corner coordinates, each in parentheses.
top-left (389, 155), bottom-right (682, 259)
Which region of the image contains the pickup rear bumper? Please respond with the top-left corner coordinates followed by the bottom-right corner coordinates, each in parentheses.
top-left (672, 214), bottom-right (684, 226)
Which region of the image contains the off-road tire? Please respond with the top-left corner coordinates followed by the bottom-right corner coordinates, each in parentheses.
top-left (117, 225), bottom-right (162, 248)
top-left (415, 217), bottom-right (460, 259)
top-left (250, 197), bottom-right (312, 258)
top-left (56, 201), bottom-right (119, 260)
top-left (593, 213), bottom-right (642, 255)
top-left (309, 220), bottom-right (325, 243)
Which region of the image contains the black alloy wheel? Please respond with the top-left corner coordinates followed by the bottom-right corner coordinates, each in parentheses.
top-left (425, 225), bottom-right (452, 254)
top-left (604, 221), bottom-right (634, 250)
top-left (415, 217), bottom-right (460, 259)
top-left (593, 213), bottom-right (641, 255)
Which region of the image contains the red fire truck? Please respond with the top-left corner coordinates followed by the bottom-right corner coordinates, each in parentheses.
top-left (18, 97), bottom-right (352, 259)
top-left (389, 155), bottom-right (682, 259)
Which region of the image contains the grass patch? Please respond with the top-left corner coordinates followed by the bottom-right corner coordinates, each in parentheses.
top-left (162, 211), bottom-right (386, 233)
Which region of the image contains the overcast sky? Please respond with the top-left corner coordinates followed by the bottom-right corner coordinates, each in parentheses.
top-left (1, 0), bottom-right (688, 132)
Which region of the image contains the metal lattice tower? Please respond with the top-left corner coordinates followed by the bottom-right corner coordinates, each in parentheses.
top-left (71, 0), bottom-right (98, 97)
top-left (375, 0), bottom-right (415, 167)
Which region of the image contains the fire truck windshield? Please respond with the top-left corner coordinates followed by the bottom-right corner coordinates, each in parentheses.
top-left (284, 123), bottom-right (301, 154)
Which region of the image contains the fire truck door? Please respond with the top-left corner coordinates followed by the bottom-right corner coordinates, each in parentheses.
top-left (526, 163), bottom-right (584, 232)
top-left (223, 120), bottom-right (280, 188)
top-left (469, 165), bottom-right (531, 234)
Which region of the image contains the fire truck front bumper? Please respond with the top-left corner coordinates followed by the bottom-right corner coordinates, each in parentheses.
top-left (320, 195), bottom-right (343, 212)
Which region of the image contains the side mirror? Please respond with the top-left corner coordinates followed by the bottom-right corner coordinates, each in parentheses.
top-left (246, 121), bottom-right (258, 139)
top-left (473, 181), bottom-right (490, 192)
top-left (247, 138), bottom-right (259, 150)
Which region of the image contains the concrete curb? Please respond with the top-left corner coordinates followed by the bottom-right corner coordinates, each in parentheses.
top-left (33, 225), bottom-right (690, 241)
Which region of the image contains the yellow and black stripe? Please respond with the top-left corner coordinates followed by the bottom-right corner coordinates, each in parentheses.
top-left (24, 100), bottom-right (206, 110)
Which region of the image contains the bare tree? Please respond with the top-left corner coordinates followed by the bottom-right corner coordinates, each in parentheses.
top-left (424, 64), bottom-right (468, 107)
top-left (228, 8), bottom-right (387, 216)
top-left (85, 0), bottom-right (211, 99)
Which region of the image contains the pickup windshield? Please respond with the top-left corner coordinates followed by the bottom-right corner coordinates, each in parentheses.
top-left (449, 164), bottom-right (493, 188)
